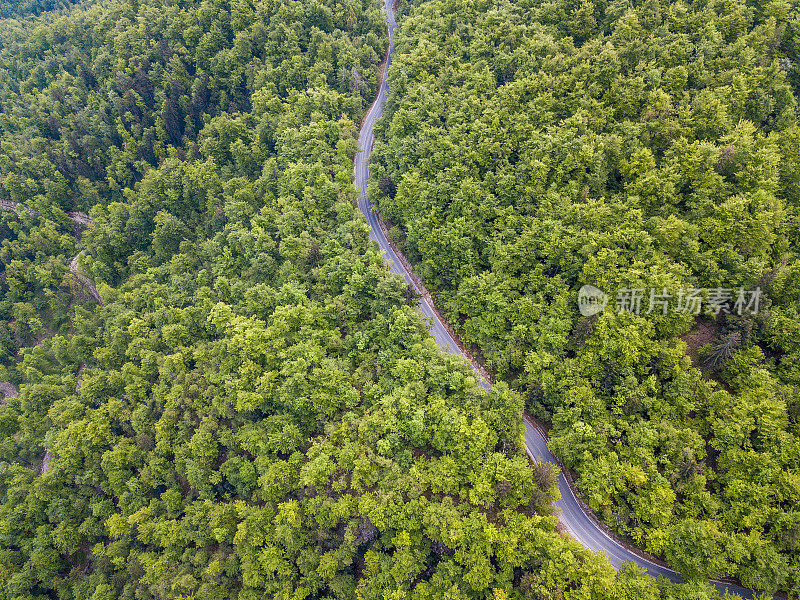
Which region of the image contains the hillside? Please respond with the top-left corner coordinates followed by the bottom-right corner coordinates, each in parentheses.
top-left (0, 0), bottom-right (793, 598)
top-left (371, 0), bottom-right (800, 594)
top-left (0, 1), bottom-right (681, 599)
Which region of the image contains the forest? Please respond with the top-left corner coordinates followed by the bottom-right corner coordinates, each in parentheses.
top-left (0, 0), bottom-right (75, 19)
top-left (0, 0), bottom-right (740, 598)
top-left (370, 0), bottom-right (800, 595)
top-left (0, 0), bottom-right (792, 598)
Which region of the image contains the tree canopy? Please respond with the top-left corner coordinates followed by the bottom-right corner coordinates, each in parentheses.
top-left (0, 0), bottom-right (716, 598)
top-left (372, 0), bottom-right (800, 595)
top-left (0, 0), bottom-right (789, 598)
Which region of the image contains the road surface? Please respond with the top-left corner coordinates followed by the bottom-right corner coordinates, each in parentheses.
top-left (354, 1), bottom-right (762, 598)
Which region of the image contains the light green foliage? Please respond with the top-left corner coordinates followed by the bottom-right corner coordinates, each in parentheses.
top-left (373, 0), bottom-right (800, 594)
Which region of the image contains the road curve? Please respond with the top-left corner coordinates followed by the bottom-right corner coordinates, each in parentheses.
top-left (355, 1), bottom-right (758, 598)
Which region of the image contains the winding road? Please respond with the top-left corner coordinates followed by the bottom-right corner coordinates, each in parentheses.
top-left (355, 1), bottom-right (759, 598)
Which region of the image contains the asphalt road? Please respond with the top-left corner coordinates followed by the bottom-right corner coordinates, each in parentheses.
top-left (354, 1), bottom-right (758, 598)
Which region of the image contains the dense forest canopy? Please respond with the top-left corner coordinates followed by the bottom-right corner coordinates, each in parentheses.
top-left (0, 0), bottom-right (76, 19)
top-left (0, 0), bottom-right (733, 599)
top-left (0, 0), bottom-right (794, 597)
top-left (371, 0), bottom-right (800, 595)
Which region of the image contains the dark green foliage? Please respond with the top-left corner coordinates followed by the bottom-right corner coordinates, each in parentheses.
top-left (701, 331), bottom-right (742, 370)
top-left (0, 0), bottom-right (75, 19)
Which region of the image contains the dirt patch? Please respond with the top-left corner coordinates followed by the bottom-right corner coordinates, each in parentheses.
top-left (681, 319), bottom-right (717, 367)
